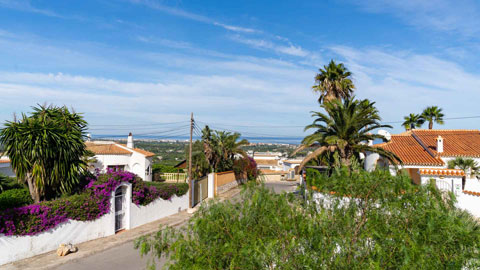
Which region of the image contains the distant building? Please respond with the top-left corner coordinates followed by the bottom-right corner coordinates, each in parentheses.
top-left (0, 157), bottom-right (14, 177)
top-left (86, 133), bottom-right (155, 181)
top-left (250, 152), bottom-right (301, 181)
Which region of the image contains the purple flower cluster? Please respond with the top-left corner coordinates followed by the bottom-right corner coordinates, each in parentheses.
top-left (0, 169), bottom-right (188, 236)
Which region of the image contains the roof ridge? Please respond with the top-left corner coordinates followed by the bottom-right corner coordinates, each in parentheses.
top-left (412, 129), bottom-right (480, 132)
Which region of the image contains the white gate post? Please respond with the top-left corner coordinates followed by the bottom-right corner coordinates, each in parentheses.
top-left (208, 173), bottom-right (215, 198)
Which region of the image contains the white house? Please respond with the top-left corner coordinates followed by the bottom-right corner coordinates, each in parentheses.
top-left (86, 133), bottom-right (155, 181)
top-left (0, 157), bottom-right (14, 177)
top-left (250, 152), bottom-right (301, 181)
top-left (365, 129), bottom-right (480, 217)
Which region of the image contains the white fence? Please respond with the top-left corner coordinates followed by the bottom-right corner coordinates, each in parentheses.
top-left (0, 184), bottom-right (189, 266)
top-left (159, 173), bottom-right (187, 182)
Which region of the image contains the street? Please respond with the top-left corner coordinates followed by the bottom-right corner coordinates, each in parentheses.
top-left (53, 180), bottom-right (298, 270)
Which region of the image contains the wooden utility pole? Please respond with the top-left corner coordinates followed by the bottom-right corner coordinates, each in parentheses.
top-left (188, 112), bottom-right (193, 208)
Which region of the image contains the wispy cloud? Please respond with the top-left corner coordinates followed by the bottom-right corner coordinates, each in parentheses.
top-left (129, 0), bottom-right (259, 33)
top-left (350, 0), bottom-right (480, 38)
top-left (230, 35), bottom-right (309, 57)
top-left (331, 45), bottom-right (480, 131)
top-left (0, 0), bottom-right (63, 18)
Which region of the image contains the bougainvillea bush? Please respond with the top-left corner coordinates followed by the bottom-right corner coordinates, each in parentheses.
top-left (0, 170), bottom-right (188, 236)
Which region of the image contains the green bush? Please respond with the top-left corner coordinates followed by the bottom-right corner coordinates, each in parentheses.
top-left (144, 182), bottom-right (189, 197)
top-left (0, 189), bottom-right (33, 211)
top-left (135, 170), bottom-right (480, 269)
top-left (0, 174), bottom-right (24, 193)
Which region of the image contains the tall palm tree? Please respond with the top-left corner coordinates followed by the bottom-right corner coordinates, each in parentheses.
top-left (0, 105), bottom-right (88, 202)
top-left (422, 106), bottom-right (444, 129)
top-left (313, 60), bottom-right (355, 104)
top-left (402, 113), bottom-right (425, 130)
top-left (295, 98), bottom-right (401, 170)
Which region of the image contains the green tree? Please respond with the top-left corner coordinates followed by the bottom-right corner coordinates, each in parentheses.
top-left (313, 60), bottom-right (355, 104)
top-left (201, 126), bottom-right (249, 173)
top-left (422, 106), bottom-right (444, 129)
top-left (295, 98), bottom-right (401, 169)
top-left (135, 170), bottom-right (480, 269)
top-left (0, 105), bottom-right (89, 202)
top-left (402, 113), bottom-right (425, 130)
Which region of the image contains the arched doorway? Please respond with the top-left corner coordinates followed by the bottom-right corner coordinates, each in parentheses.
top-left (115, 186), bottom-right (127, 232)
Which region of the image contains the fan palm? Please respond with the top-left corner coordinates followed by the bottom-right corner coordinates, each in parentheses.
top-left (402, 113), bottom-right (425, 130)
top-left (295, 98), bottom-right (402, 170)
top-left (313, 60), bottom-right (355, 104)
top-left (422, 106), bottom-right (444, 129)
top-left (447, 157), bottom-right (479, 190)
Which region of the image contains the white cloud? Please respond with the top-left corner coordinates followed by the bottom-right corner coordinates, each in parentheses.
top-left (351, 0), bottom-right (480, 37)
top-left (0, 0), bottom-right (63, 18)
top-left (230, 35), bottom-right (310, 57)
top-left (331, 45), bottom-right (480, 131)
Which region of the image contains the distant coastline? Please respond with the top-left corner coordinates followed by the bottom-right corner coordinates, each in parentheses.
top-left (90, 135), bottom-right (302, 145)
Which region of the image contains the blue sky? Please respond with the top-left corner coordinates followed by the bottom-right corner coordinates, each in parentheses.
top-left (1, 0), bottom-right (479, 139)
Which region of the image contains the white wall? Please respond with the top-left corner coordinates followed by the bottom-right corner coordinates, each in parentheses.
top-left (0, 196), bottom-right (116, 266)
top-left (457, 193), bottom-right (480, 218)
top-left (92, 152), bottom-right (152, 181)
top-left (129, 194), bottom-right (188, 229)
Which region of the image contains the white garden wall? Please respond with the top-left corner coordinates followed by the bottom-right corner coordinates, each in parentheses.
top-left (0, 187), bottom-right (189, 266)
top-left (129, 194), bottom-right (189, 229)
top-left (0, 197), bottom-right (116, 266)
top-left (456, 193), bottom-right (480, 218)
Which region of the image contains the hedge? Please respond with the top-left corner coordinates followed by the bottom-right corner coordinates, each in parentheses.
top-left (0, 189), bottom-right (33, 211)
top-left (0, 170), bottom-right (189, 236)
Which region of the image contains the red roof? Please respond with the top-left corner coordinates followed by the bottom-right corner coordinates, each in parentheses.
top-left (375, 132), bottom-right (444, 166)
top-left (375, 129), bottom-right (480, 166)
top-left (0, 159), bottom-right (10, 164)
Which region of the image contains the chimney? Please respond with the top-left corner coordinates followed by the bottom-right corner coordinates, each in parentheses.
top-left (127, 132), bottom-right (134, 149)
top-left (436, 136), bottom-right (444, 153)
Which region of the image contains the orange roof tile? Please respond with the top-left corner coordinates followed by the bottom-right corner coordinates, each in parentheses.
top-left (85, 142), bottom-right (132, 155)
top-left (419, 168), bottom-right (465, 176)
top-left (375, 134), bottom-right (444, 166)
top-left (412, 129), bottom-right (480, 157)
top-left (463, 190), bottom-right (480, 197)
top-left (259, 169), bottom-right (289, 174)
top-left (0, 159), bottom-right (10, 164)
top-left (255, 159), bottom-right (279, 166)
top-left (118, 144), bottom-right (155, 157)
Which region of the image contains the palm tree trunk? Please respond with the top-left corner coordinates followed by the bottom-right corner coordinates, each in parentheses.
top-left (25, 173), bottom-right (41, 203)
top-left (429, 121), bottom-right (433, 129)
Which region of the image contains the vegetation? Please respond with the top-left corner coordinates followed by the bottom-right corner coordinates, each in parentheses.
top-left (448, 157), bottom-right (480, 189)
top-left (402, 113), bottom-right (425, 130)
top-left (422, 106), bottom-right (445, 129)
top-left (0, 173), bottom-right (23, 193)
top-left (295, 98), bottom-right (401, 169)
top-left (0, 170), bottom-right (188, 236)
top-left (313, 59), bottom-right (355, 104)
top-left (0, 105), bottom-right (89, 202)
top-left (135, 169), bottom-right (480, 269)
top-left (0, 189), bottom-right (33, 211)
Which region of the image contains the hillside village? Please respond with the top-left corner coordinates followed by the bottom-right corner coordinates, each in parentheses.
top-left (1, 1), bottom-right (480, 269)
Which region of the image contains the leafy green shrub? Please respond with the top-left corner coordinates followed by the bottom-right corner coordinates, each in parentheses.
top-left (0, 189), bottom-right (33, 211)
top-left (0, 174), bottom-right (24, 193)
top-left (144, 182), bottom-right (189, 197)
top-left (135, 170), bottom-right (480, 269)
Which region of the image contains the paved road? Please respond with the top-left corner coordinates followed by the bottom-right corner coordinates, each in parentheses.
top-left (54, 181), bottom-right (298, 270)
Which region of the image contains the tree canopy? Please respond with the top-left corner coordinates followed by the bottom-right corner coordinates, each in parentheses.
top-left (422, 106), bottom-right (444, 129)
top-left (135, 169), bottom-right (480, 269)
top-left (0, 105), bottom-right (89, 202)
top-left (313, 60), bottom-right (355, 104)
top-left (295, 98), bottom-right (401, 170)
top-left (402, 113), bottom-right (425, 130)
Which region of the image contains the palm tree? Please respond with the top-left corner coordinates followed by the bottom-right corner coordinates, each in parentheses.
top-left (447, 157), bottom-right (479, 189)
top-left (313, 60), bottom-right (355, 104)
top-left (402, 113), bottom-right (425, 130)
top-left (0, 105), bottom-right (88, 202)
top-left (295, 98), bottom-right (401, 170)
top-left (422, 106), bottom-right (444, 129)
top-left (201, 126), bottom-right (249, 173)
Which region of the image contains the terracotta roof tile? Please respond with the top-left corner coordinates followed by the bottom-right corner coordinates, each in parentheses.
top-left (255, 159), bottom-right (279, 166)
top-left (85, 142), bottom-right (132, 155)
top-left (118, 144), bottom-right (155, 157)
top-left (259, 169), bottom-right (289, 174)
top-left (419, 168), bottom-right (465, 176)
top-left (412, 129), bottom-right (480, 157)
top-left (375, 135), bottom-right (444, 166)
top-left (0, 159), bottom-right (10, 164)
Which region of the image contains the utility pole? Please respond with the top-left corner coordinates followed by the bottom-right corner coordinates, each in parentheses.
top-left (188, 112), bottom-right (193, 208)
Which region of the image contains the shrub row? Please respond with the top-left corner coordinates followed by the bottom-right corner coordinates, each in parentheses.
top-left (0, 170), bottom-right (189, 236)
top-left (0, 189), bottom-right (33, 211)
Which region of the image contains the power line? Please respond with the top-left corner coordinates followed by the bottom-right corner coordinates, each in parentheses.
top-left (88, 121), bottom-right (189, 127)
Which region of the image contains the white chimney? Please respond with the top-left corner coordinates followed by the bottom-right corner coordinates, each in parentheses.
top-left (127, 132), bottom-right (134, 149)
top-left (86, 134), bottom-right (91, 141)
top-left (436, 136), bottom-right (444, 153)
